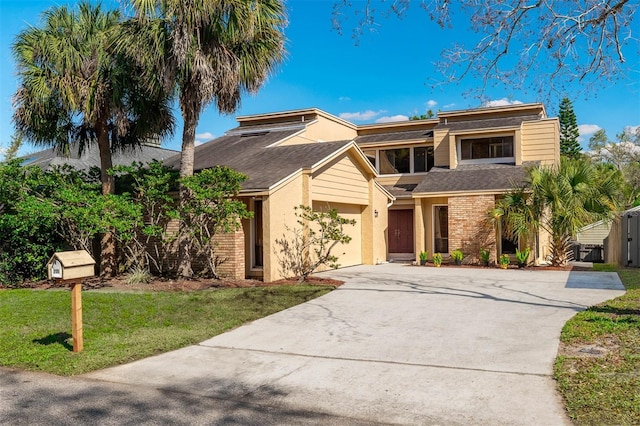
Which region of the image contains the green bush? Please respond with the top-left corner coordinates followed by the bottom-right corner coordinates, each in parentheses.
top-left (0, 161), bottom-right (62, 285)
top-left (451, 249), bottom-right (464, 262)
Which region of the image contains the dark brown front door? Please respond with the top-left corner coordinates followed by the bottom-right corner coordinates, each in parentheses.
top-left (389, 209), bottom-right (414, 253)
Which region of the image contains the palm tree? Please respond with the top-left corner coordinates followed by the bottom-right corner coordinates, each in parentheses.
top-left (497, 157), bottom-right (621, 266)
top-left (13, 2), bottom-right (174, 275)
top-left (127, 0), bottom-right (287, 276)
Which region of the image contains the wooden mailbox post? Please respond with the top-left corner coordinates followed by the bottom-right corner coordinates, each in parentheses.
top-left (47, 250), bottom-right (95, 352)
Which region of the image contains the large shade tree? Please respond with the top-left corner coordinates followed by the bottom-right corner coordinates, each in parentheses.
top-left (12, 1), bottom-right (174, 276)
top-left (127, 0), bottom-right (287, 277)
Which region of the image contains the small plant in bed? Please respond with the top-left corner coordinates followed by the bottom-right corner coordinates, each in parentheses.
top-left (499, 254), bottom-right (510, 269)
top-left (479, 248), bottom-right (491, 266)
top-left (450, 249), bottom-right (464, 265)
top-left (515, 248), bottom-right (530, 268)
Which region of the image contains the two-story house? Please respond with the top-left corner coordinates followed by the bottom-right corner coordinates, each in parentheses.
top-left (164, 102), bottom-right (559, 282)
top-left (359, 103), bottom-right (559, 264)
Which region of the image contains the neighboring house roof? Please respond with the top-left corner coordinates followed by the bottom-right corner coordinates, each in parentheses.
top-left (163, 129), bottom-right (358, 192)
top-left (435, 115), bottom-right (541, 132)
top-left (412, 164), bottom-right (530, 195)
top-left (21, 143), bottom-right (178, 171)
top-left (356, 129), bottom-right (434, 145)
top-left (577, 205), bottom-right (640, 236)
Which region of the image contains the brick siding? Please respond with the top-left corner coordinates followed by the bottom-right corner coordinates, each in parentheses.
top-left (159, 219), bottom-right (245, 279)
top-left (211, 230), bottom-right (245, 279)
top-left (448, 195), bottom-right (497, 263)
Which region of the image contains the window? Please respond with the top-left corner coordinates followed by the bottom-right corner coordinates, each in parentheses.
top-left (500, 219), bottom-right (518, 255)
top-left (253, 200), bottom-right (263, 268)
top-left (460, 136), bottom-right (514, 161)
top-left (380, 148), bottom-right (410, 174)
top-left (414, 146), bottom-right (434, 173)
top-left (367, 146), bottom-right (433, 175)
top-left (434, 205), bottom-right (448, 253)
top-left (363, 150), bottom-right (377, 169)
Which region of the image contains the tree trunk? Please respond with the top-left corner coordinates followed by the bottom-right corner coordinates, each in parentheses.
top-left (177, 88), bottom-right (200, 278)
top-left (96, 112), bottom-right (116, 277)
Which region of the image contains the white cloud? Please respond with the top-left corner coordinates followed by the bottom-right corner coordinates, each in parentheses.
top-left (482, 98), bottom-right (523, 107)
top-left (443, 103), bottom-right (456, 108)
top-left (426, 99), bottom-right (438, 108)
top-left (196, 132), bottom-right (215, 140)
top-left (375, 115), bottom-right (409, 123)
top-left (195, 132), bottom-right (215, 146)
top-left (578, 124), bottom-right (601, 137)
top-left (339, 110), bottom-right (384, 121)
top-left (338, 96), bottom-right (351, 102)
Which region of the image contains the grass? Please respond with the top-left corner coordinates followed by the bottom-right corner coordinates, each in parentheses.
top-left (554, 264), bottom-right (640, 425)
top-left (0, 285), bottom-right (332, 376)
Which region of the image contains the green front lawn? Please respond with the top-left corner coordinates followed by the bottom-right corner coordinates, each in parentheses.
top-left (0, 286), bottom-right (332, 376)
top-left (555, 265), bottom-right (640, 425)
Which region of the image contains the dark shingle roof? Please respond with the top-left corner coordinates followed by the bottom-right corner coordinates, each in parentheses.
top-left (22, 143), bottom-right (179, 171)
top-left (356, 129), bottom-right (434, 145)
top-left (226, 120), bottom-right (307, 135)
top-left (383, 184), bottom-right (418, 198)
top-left (413, 164), bottom-right (530, 194)
top-left (163, 129), bottom-right (354, 191)
top-left (435, 115), bottom-right (540, 132)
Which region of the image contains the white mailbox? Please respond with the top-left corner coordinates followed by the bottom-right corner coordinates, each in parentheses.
top-left (47, 250), bottom-right (96, 281)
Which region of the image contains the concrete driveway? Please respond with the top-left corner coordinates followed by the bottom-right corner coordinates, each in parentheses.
top-left (2, 264), bottom-right (625, 425)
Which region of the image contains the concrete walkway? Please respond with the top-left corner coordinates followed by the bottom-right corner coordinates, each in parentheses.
top-left (1, 264), bottom-right (625, 425)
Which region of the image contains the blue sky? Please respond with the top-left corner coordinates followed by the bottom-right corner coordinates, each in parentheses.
top-left (1, 0), bottom-right (638, 156)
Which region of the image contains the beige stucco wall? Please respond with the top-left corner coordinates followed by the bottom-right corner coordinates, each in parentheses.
top-left (260, 148), bottom-right (386, 282)
top-left (521, 119), bottom-right (560, 165)
top-left (370, 183), bottom-right (390, 265)
top-left (263, 174), bottom-right (305, 282)
top-left (280, 115), bottom-right (357, 146)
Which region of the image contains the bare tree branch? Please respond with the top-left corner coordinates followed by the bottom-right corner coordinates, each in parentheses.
top-left (333, 0), bottom-right (639, 98)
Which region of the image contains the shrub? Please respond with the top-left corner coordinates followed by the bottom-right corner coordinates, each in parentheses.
top-left (125, 267), bottom-right (152, 285)
top-left (419, 251), bottom-right (429, 261)
top-left (275, 205), bottom-right (356, 282)
top-left (499, 254), bottom-right (511, 268)
top-left (451, 249), bottom-right (464, 262)
top-left (180, 166), bottom-right (252, 278)
top-left (433, 252), bottom-right (443, 267)
top-left (479, 248), bottom-right (491, 264)
top-left (516, 247), bottom-right (531, 266)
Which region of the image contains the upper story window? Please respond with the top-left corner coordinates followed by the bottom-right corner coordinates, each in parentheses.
top-left (363, 146), bottom-right (434, 175)
top-left (459, 136), bottom-right (514, 163)
top-left (380, 148), bottom-right (410, 174)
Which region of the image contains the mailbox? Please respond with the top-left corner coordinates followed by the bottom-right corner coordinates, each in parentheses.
top-left (47, 250), bottom-right (95, 281)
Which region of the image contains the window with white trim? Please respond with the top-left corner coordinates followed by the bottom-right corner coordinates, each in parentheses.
top-left (460, 136), bottom-right (514, 162)
top-left (363, 146), bottom-right (433, 175)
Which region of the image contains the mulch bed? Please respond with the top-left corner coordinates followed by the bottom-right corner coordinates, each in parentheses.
top-left (8, 263), bottom-right (592, 291)
top-left (13, 275), bottom-right (344, 292)
top-left (413, 262), bottom-right (593, 271)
